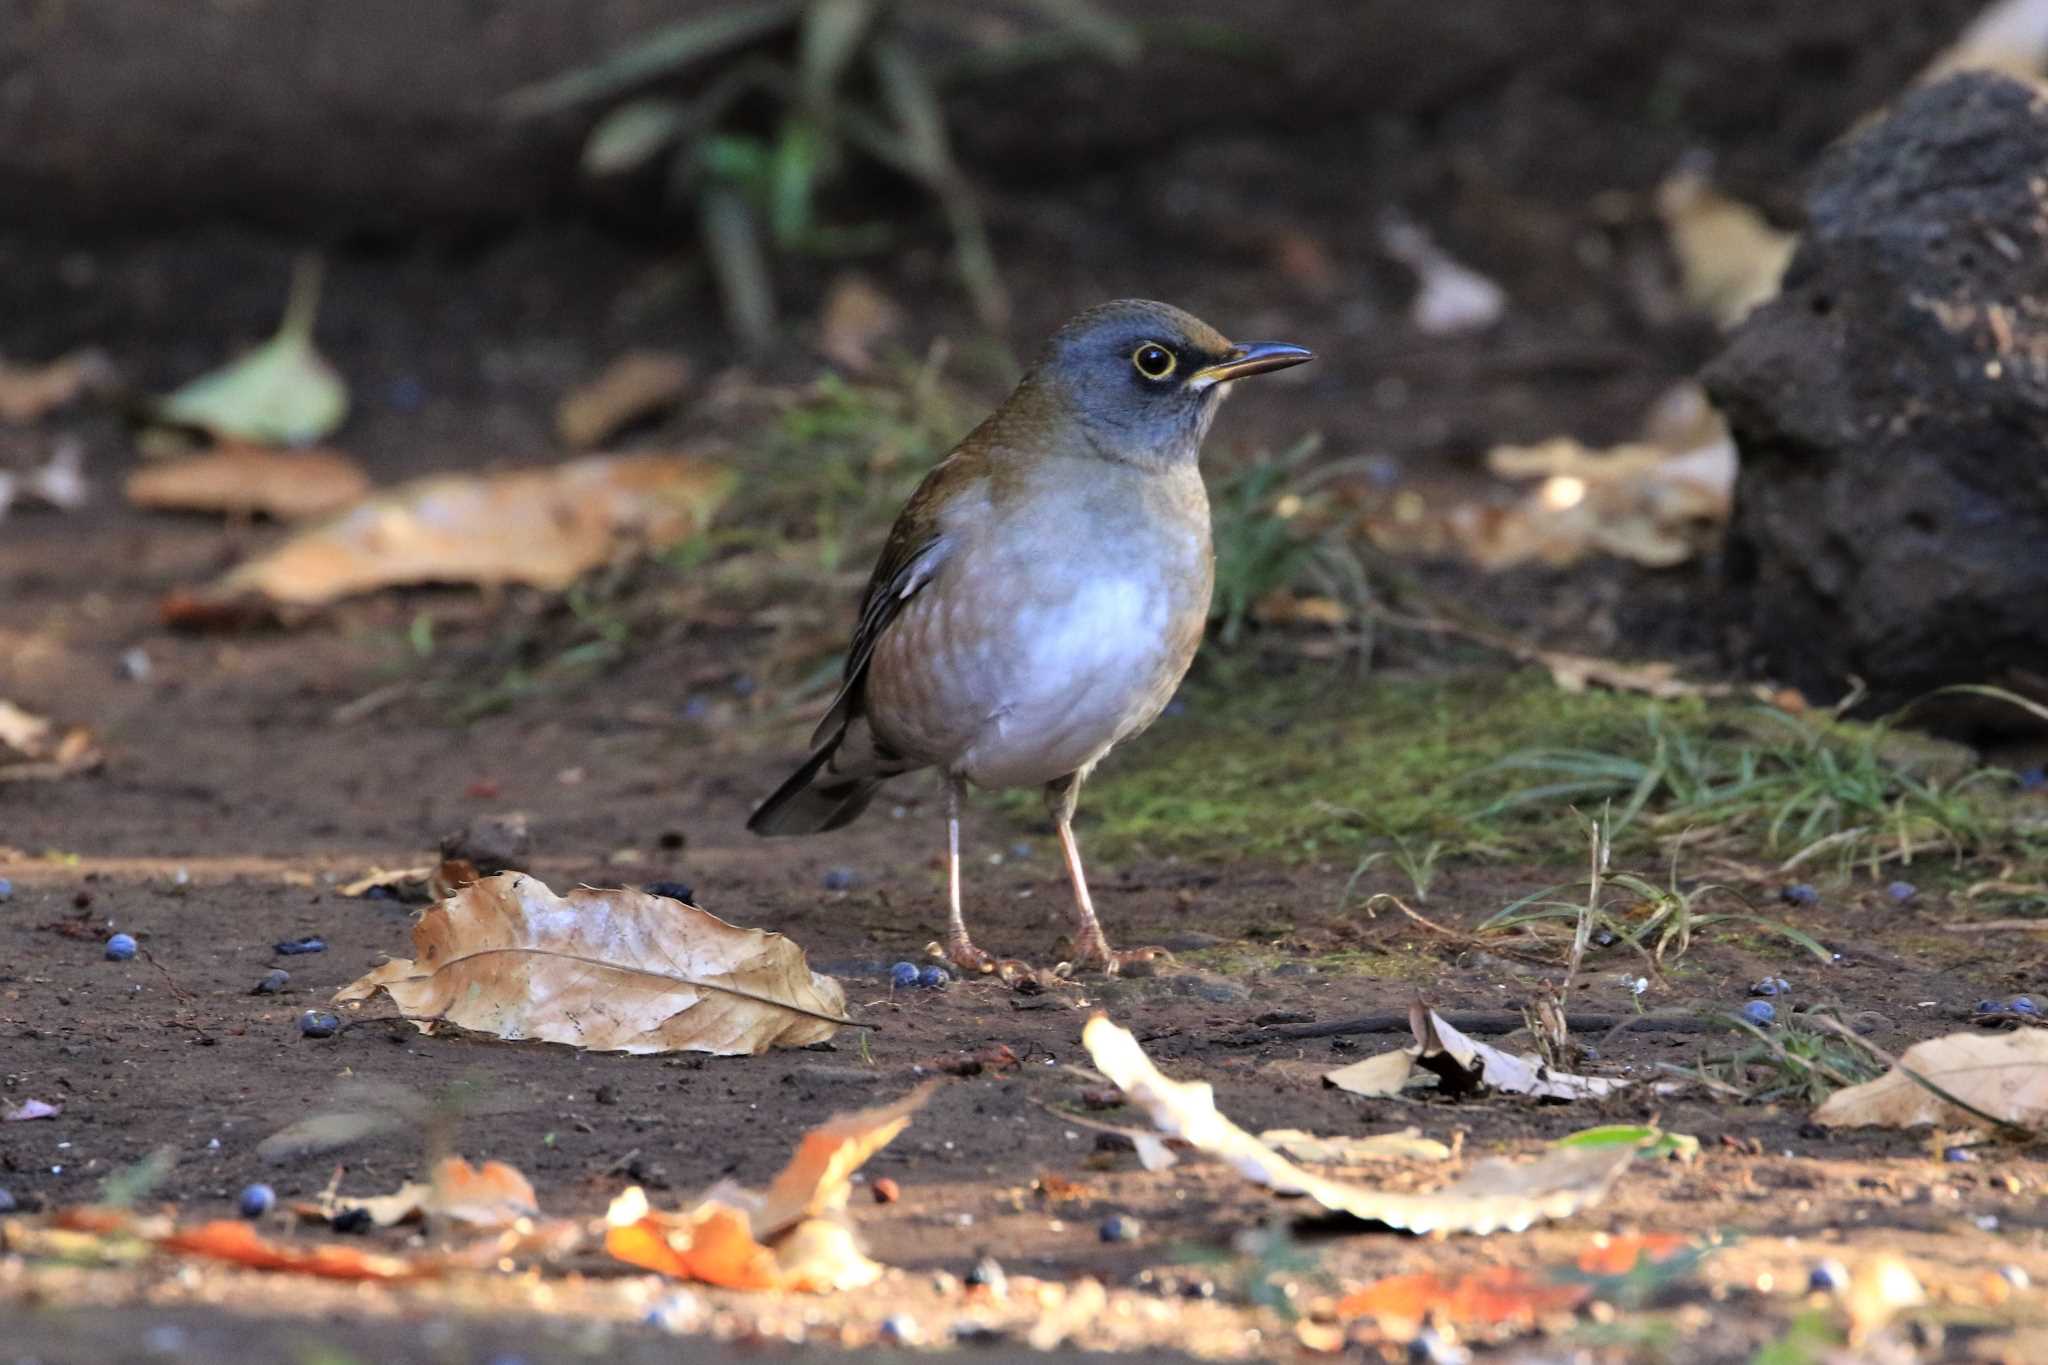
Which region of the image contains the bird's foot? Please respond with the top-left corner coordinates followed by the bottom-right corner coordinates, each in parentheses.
top-left (1055, 934), bottom-right (1169, 979)
top-left (925, 939), bottom-right (1042, 991)
top-left (929, 935), bottom-right (997, 976)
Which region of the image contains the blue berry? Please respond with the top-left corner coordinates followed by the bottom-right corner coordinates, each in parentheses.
top-left (917, 964), bottom-right (949, 990)
top-left (105, 932), bottom-right (137, 961)
top-left (644, 881), bottom-right (695, 904)
top-left (1779, 884), bottom-right (1819, 907)
top-left (1749, 977), bottom-right (1790, 997)
top-left (1808, 1260), bottom-right (1849, 1293)
top-left (0, 1188), bottom-right (15, 1213)
top-left (273, 936), bottom-right (326, 956)
top-left (238, 1183), bottom-right (275, 1218)
top-left (1944, 1146), bottom-right (1975, 1163)
top-left (889, 962), bottom-right (919, 989)
top-left (2018, 766), bottom-right (2045, 792)
top-left (822, 867), bottom-right (858, 891)
top-left (2011, 995), bottom-right (2040, 1017)
top-left (878, 1315), bottom-right (920, 1345)
top-left (1740, 1000), bottom-right (1776, 1027)
top-left (251, 969), bottom-right (290, 995)
top-left (1098, 1213), bottom-right (1141, 1243)
top-left (0, 876), bottom-right (12, 901)
top-left (1977, 999), bottom-right (2006, 1016)
top-left (298, 1010), bottom-right (340, 1038)
top-left (1886, 881), bottom-right (1917, 903)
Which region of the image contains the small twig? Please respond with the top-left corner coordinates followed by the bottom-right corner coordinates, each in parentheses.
top-left (137, 945), bottom-right (194, 1004)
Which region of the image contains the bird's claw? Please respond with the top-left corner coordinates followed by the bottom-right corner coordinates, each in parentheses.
top-left (1055, 939), bottom-right (1169, 978)
top-left (928, 937), bottom-right (997, 975)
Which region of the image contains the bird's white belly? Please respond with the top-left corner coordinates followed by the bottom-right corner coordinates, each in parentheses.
top-left (949, 574), bottom-right (1176, 789)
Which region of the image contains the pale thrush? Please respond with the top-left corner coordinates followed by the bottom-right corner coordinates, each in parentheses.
top-left (750, 299), bottom-right (1313, 974)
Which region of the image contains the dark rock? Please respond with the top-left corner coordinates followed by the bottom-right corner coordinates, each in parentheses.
top-left (439, 812), bottom-right (532, 876)
top-left (1705, 73), bottom-right (2048, 710)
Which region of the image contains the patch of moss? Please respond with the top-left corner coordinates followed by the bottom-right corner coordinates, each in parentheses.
top-left (1055, 663), bottom-right (1678, 864)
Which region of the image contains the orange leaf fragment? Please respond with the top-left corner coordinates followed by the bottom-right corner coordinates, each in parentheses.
top-left (603, 1191), bottom-right (782, 1290)
top-left (1336, 1267), bottom-right (1589, 1333)
top-left (158, 1220), bottom-right (420, 1280)
top-left (426, 1156), bottom-right (539, 1229)
top-left (1576, 1231), bottom-right (1694, 1277)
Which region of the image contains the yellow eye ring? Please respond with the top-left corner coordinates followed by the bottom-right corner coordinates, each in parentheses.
top-left (1131, 342), bottom-right (1176, 380)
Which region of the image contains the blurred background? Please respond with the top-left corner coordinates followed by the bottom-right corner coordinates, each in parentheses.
top-left (2, 0), bottom-right (2044, 843)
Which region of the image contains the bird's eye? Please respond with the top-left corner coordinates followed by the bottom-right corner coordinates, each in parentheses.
top-left (1131, 343), bottom-right (1177, 381)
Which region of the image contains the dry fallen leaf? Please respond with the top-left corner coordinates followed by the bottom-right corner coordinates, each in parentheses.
top-left (1335, 1266), bottom-right (1590, 1337)
top-left (1325, 1007), bottom-right (1624, 1103)
top-left (1381, 219), bottom-right (1507, 336)
top-left (556, 351), bottom-right (692, 449)
top-left (754, 1083), bottom-right (937, 1237)
top-left (1921, 0), bottom-right (2048, 84)
top-left (604, 1082), bottom-right (935, 1292)
top-left (0, 698), bottom-right (103, 784)
top-left (335, 871), bottom-right (849, 1055)
top-left (1257, 1128), bottom-right (1452, 1164)
top-left (1085, 1014), bottom-right (1630, 1235)
top-left (1575, 1231), bottom-right (1698, 1277)
top-left (319, 1157), bottom-right (540, 1231)
top-left (155, 256), bottom-right (348, 445)
top-left (0, 350), bottom-right (116, 423)
top-left (126, 443), bottom-right (371, 521)
top-left (0, 439), bottom-right (91, 520)
top-left (1657, 171), bottom-right (1796, 329)
top-left (157, 1220), bottom-right (421, 1281)
top-left (817, 274), bottom-right (904, 373)
top-left (185, 451), bottom-right (731, 611)
top-left (1811, 1030), bottom-right (2048, 1132)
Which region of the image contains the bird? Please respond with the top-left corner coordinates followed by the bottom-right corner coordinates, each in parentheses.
top-left (748, 299), bottom-right (1313, 975)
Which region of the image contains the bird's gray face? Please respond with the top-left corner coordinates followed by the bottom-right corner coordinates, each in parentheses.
top-left (1036, 300), bottom-right (1313, 466)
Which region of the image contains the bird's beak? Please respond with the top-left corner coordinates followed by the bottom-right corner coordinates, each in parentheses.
top-left (1189, 340), bottom-right (1315, 389)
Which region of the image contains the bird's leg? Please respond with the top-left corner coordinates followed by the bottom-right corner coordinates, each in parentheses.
top-left (939, 774), bottom-right (996, 974)
top-left (1048, 773), bottom-right (1164, 977)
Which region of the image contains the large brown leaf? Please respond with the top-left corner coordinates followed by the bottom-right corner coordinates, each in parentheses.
top-left (335, 872), bottom-right (849, 1055)
top-left (1085, 1014), bottom-right (1629, 1236)
top-left (194, 451), bottom-right (730, 607)
top-left (1812, 1029), bottom-right (2048, 1131)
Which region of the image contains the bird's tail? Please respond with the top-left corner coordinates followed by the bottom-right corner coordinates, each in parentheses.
top-left (747, 716), bottom-right (904, 836)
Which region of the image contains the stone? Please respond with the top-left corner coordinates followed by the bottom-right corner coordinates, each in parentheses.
top-left (1705, 73), bottom-right (2048, 711)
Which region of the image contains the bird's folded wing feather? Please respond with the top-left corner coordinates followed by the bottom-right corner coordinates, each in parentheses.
top-left (809, 459), bottom-right (963, 748)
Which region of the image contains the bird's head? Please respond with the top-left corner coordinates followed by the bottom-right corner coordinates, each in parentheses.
top-left (1025, 299), bottom-right (1313, 466)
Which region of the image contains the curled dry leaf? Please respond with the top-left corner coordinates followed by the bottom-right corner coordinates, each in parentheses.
top-left (0, 698), bottom-right (102, 784)
top-left (125, 443), bottom-right (371, 521)
top-left (604, 1082), bottom-right (936, 1292)
top-left (1657, 171), bottom-right (1796, 329)
top-left (556, 350), bottom-right (692, 449)
top-left (182, 452), bottom-right (730, 611)
top-left (1084, 1014), bottom-right (1631, 1236)
top-left (335, 871), bottom-right (849, 1056)
top-left (1335, 1266), bottom-right (1590, 1338)
top-left (1811, 1029), bottom-right (2048, 1132)
top-left (1324, 1007), bottom-right (1624, 1103)
top-left (0, 349), bottom-right (116, 423)
top-left (318, 1157), bottom-right (540, 1231)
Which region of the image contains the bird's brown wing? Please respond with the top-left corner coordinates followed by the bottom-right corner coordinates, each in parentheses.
top-left (808, 455), bottom-right (964, 748)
